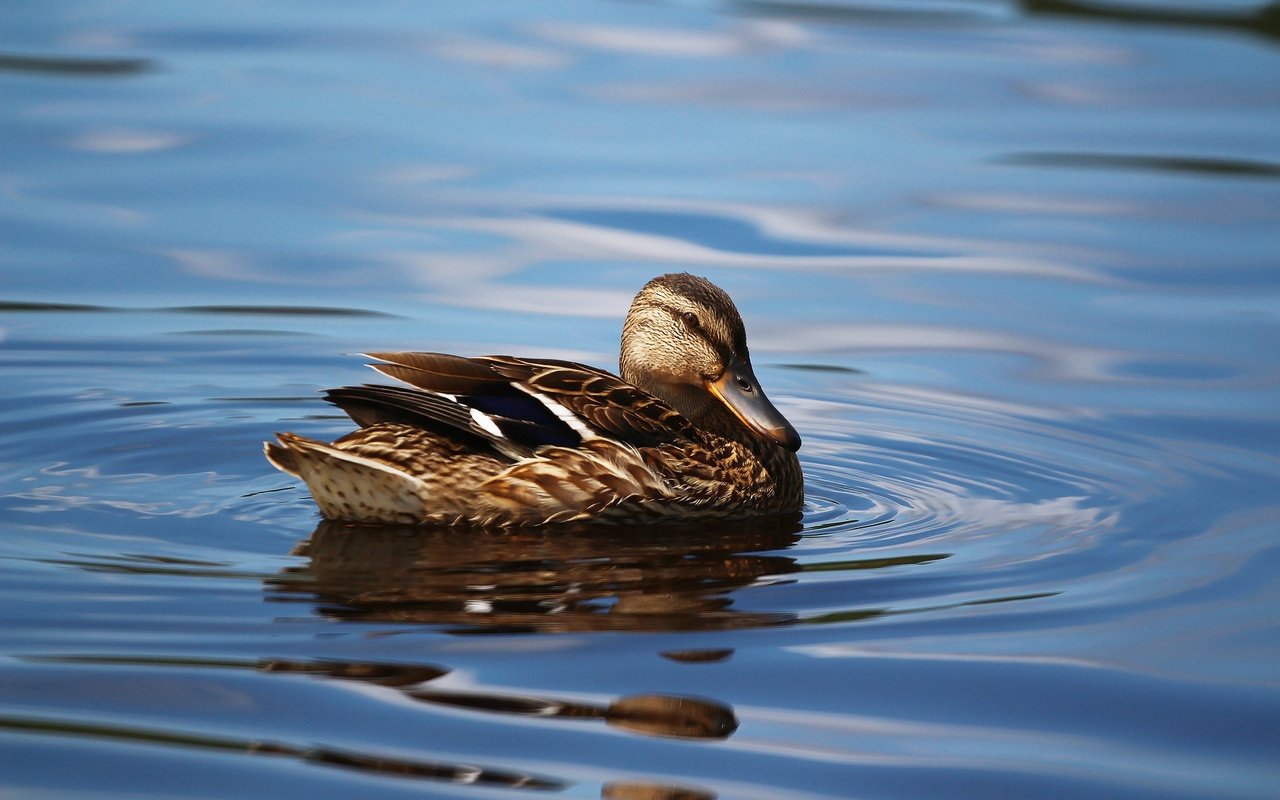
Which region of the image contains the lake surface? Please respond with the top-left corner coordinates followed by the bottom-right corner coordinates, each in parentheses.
top-left (3, 1), bottom-right (1279, 798)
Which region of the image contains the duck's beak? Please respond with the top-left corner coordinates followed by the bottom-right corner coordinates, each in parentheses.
top-left (706, 358), bottom-right (802, 451)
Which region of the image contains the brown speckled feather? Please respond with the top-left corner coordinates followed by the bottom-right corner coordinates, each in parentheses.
top-left (265, 273), bottom-right (804, 526)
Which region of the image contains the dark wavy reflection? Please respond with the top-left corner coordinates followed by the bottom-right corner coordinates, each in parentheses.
top-left (268, 518), bottom-right (803, 633)
top-left (603, 782), bottom-right (717, 800)
top-left (1021, 0), bottom-right (1280, 43)
top-left (1000, 152), bottom-right (1280, 180)
top-left (24, 651), bottom-right (735, 794)
top-left (738, 0), bottom-right (1280, 43)
top-left (257, 657), bottom-right (449, 687)
top-left (261, 656), bottom-right (737, 740)
top-left (410, 690), bottom-right (737, 740)
top-left (0, 53), bottom-right (155, 76)
top-left (0, 714), bottom-right (566, 791)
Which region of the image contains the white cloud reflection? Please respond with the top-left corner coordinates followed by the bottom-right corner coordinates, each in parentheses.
top-left (590, 80), bottom-right (902, 111)
top-left (922, 192), bottom-right (1139, 216)
top-left (377, 164), bottom-right (474, 185)
top-left (758, 321), bottom-right (1126, 380)
top-left (381, 208), bottom-right (1099, 282)
top-left (165, 248), bottom-right (349, 287)
top-left (531, 20), bottom-right (808, 58)
top-left (424, 36), bottom-right (571, 69)
top-left (68, 129), bottom-right (189, 154)
top-left (387, 253), bottom-right (634, 318)
top-left (355, 192), bottom-right (1115, 364)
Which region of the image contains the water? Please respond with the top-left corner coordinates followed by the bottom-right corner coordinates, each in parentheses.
top-left (2, 1), bottom-right (1279, 798)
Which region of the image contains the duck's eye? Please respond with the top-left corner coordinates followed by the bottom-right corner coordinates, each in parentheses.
top-left (681, 311), bottom-right (701, 330)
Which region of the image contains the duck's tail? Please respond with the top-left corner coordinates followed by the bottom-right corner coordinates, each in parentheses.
top-left (264, 432), bottom-right (433, 525)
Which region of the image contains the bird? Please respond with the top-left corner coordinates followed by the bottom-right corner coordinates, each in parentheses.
top-left (265, 272), bottom-right (803, 526)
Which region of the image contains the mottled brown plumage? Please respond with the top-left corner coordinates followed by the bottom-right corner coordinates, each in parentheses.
top-left (264, 273), bottom-right (803, 526)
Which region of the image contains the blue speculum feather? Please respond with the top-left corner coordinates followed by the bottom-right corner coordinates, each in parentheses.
top-left (462, 393), bottom-right (583, 449)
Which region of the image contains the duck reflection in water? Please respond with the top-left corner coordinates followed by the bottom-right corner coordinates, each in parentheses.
top-left (260, 658), bottom-right (737, 740)
top-left (268, 516), bottom-right (803, 633)
top-left (252, 657), bottom-right (730, 797)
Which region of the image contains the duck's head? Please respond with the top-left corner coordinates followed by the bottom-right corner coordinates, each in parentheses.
top-left (620, 273), bottom-right (801, 452)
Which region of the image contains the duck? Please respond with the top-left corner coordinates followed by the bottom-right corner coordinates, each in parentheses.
top-left (265, 273), bottom-right (803, 526)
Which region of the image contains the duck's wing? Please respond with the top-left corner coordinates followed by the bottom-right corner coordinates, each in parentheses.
top-left (356, 351), bottom-right (698, 450)
top-left (322, 383), bottom-right (535, 461)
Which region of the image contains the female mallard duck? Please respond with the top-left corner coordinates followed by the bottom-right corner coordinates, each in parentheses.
top-left (265, 273), bottom-right (803, 526)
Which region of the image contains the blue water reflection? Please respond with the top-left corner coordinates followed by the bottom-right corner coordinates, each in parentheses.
top-left (3, 1), bottom-right (1280, 798)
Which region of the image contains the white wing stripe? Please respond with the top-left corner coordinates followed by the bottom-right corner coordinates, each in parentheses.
top-left (469, 407), bottom-right (506, 438)
top-left (513, 384), bottom-right (597, 440)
